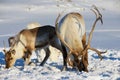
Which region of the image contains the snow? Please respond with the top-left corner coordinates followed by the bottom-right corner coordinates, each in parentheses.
top-left (0, 0), bottom-right (120, 80)
top-left (0, 48), bottom-right (120, 80)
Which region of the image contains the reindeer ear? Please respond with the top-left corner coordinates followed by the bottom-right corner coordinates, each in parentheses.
top-left (11, 49), bottom-right (16, 55)
top-left (3, 49), bottom-right (7, 54)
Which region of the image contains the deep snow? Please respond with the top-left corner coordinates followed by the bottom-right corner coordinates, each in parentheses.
top-left (0, 48), bottom-right (120, 80)
top-left (0, 0), bottom-right (120, 80)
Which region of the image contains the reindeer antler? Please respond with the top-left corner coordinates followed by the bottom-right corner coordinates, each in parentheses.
top-left (3, 40), bottom-right (7, 54)
top-left (3, 40), bottom-right (6, 49)
top-left (91, 5), bottom-right (103, 24)
top-left (81, 5), bottom-right (106, 60)
top-left (88, 5), bottom-right (103, 46)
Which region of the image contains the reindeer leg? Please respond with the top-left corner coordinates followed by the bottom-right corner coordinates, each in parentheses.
top-left (60, 44), bottom-right (68, 71)
top-left (24, 51), bottom-right (32, 66)
top-left (40, 47), bottom-right (50, 66)
top-left (50, 38), bottom-right (68, 71)
top-left (35, 49), bottom-right (41, 63)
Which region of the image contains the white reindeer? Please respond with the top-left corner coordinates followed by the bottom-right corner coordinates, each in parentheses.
top-left (55, 5), bottom-right (106, 72)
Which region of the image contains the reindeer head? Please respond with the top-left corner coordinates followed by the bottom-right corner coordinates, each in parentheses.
top-left (74, 59), bottom-right (85, 72)
top-left (3, 49), bottom-right (16, 68)
top-left (67, 52), bottom-right (87, 72)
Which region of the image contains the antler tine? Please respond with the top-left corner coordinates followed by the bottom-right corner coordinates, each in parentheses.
top-left (92, 5), bottom-right (100, 13)
top-left (3, 40), bottom-right (6, 50)
top-left (81, 5), bottom-right (105, 60)
top-left (87, 5), bottom-right (103, 45)
top-left (92, 5), bottom-right (103, 24)
top-left (3, 40), bottom-right (7, 54)
top-left (55, 10), bottom-right (66, 27)
top-left (91, 9), bottom-right (97, 18)
top-left (88, 47), bottom-right (107, 60)
top-left (55, 13), bottom-right (61, 27)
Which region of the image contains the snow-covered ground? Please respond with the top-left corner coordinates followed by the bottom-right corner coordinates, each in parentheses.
top-left (0, 48), bottom-right (120, 80)
top-left (0, 0), bottom-right (120, 80)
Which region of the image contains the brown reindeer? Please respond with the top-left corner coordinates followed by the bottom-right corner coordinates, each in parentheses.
top-left (55, 5), bottom-right (106, 72)
top-left (3, 25), bottom-right (67, 69)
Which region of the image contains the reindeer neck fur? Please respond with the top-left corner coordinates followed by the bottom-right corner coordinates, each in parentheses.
top-left (13, 42), bottom-right (25, 59)
top-left (12, 29), bottom-right (37, 59)
top-left (19, 28), bottom-right (37, 50)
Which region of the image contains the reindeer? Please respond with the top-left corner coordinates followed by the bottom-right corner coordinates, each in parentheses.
top-left (8, 23), bottom-right (61, 65)
top-left (3, 25), bottom-right (67, 69)
top-left (55, 5), bottom-right (106, 72)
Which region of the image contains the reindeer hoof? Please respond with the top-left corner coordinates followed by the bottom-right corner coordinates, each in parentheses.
top-left (40, 64), bottom-right (44, 66)
top-left (40, 62), bottom-right (45, 66)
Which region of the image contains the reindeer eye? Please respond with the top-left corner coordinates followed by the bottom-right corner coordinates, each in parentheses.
top-left (9, 57), bottom-right (13, 60)
top-left (10, 57), bottom-right (13, 60)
